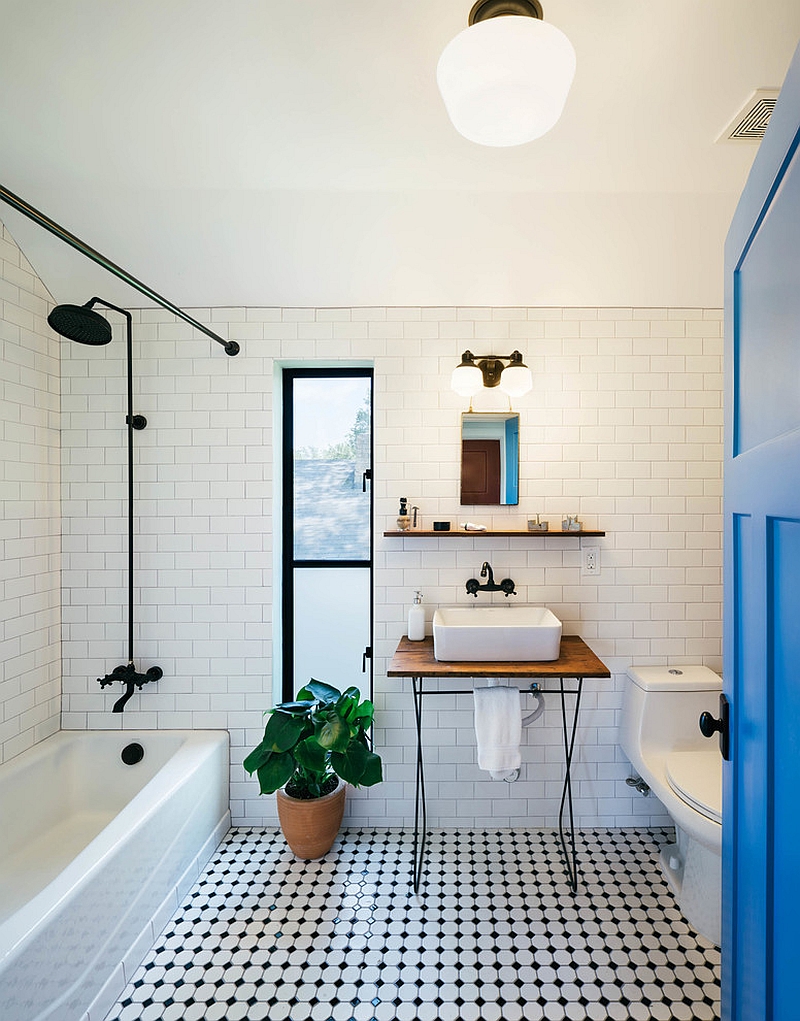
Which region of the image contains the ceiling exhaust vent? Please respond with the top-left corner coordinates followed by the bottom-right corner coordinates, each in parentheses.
top-left (717, 89), bottom-right (780, 143)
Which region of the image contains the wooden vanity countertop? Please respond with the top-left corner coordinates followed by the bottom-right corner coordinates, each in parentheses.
top-left (387, 635), bottom-right (611, 679)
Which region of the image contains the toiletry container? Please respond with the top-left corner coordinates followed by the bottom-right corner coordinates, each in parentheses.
top-left (397, 497), bottom-right (410, 531)
top-left (408, 591), bottom-right (425, 641)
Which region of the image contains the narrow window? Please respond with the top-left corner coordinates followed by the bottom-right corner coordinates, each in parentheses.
top-left (282, 368), bottom-right (373, 701)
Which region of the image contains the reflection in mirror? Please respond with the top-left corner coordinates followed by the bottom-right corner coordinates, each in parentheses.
top-left (460, 412), bottom-right (519, 505)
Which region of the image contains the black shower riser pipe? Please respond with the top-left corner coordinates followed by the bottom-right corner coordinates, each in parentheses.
top-left (48, 296), bottom-right (163, 712)
top-left (0, 181), bottom-right (240, 356)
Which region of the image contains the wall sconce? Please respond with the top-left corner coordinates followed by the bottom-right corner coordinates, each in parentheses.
top-left (451, 350), bottom-right (533, 397)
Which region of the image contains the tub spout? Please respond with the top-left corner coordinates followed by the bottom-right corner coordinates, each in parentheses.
top-left (112, 679), bottom-right (137, 714)
top-left (98, 662), bottom-right (164, 713)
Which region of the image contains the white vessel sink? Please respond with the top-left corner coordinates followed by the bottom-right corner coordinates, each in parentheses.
top-left (432, 605), bottom-right (562, 662)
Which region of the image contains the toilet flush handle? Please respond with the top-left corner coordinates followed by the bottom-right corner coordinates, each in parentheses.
top-left (699, 693), bottom-right (730, 761)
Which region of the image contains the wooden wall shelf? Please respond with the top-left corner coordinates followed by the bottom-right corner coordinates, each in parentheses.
top-left (383, 529), bottom-right (605, 538)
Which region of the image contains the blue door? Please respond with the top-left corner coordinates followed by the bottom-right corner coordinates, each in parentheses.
top-left (723, 41), bottom-right (800, 1021)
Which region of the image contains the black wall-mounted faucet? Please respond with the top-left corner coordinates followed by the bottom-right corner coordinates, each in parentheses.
top-left (465, 561), bottom-right (517, 597)
top-left (99, 662), bottom-right (164, 713)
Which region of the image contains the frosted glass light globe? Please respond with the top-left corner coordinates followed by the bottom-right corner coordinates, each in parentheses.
top-left (451, 362), bottom-right (484, 396)
top-left (437, 15), bottom-right (576, 147)
top-left (498, 362), bottom-right (533, 397)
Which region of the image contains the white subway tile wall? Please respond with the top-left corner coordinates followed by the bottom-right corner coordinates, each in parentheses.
top-left (0, 223), bottom-right (61, 763)
top-left (54, 304), bottom-right (723, 832)
top-left (0, 230), bottom-right (723, 829)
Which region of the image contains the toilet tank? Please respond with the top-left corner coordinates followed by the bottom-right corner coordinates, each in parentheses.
top-left (619, 665), bottom-right (723, 767)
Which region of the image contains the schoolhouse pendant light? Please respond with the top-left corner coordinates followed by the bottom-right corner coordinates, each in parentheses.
top-left (437, 0), bottom-right (576, 147)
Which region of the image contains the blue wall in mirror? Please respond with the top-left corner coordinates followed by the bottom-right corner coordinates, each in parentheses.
top-left (461, 412), bottom-right (519, 505)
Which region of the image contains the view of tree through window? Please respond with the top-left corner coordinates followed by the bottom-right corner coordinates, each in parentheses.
top-left (292, 376), bottom-right (371, 561)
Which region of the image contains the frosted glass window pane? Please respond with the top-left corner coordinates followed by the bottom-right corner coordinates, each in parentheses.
top-left (293, 568), bottom-right (370, 698)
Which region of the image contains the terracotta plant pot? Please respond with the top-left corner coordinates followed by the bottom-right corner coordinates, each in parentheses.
top-left (276, 781), bottom-right (346, 859)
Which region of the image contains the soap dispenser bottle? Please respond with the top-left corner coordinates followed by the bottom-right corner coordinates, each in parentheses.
top-left (408, 591), bottom-right (425, 641)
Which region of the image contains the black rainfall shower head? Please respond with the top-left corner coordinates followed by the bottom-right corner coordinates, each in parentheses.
top-left (47, 303), bottom-right (113, 345)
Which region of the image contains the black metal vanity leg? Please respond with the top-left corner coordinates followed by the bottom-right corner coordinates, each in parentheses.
top-left (412, 674), bottom-right (427, 894)
top-left (558, 679), bottom-right (584, 893)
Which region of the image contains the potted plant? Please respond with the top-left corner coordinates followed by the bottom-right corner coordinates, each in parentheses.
top-left (244, 679), bottom-right (382, 859)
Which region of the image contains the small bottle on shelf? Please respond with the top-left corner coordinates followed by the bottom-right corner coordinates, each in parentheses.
top-left (407, 591), bottom-right (425, 641)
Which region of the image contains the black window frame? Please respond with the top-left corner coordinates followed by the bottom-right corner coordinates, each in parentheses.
top-left (281, 366), bottom-right (374, 701)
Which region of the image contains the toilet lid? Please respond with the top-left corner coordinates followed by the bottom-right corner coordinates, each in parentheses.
top-left (665, 749), bottom-right (722, 823)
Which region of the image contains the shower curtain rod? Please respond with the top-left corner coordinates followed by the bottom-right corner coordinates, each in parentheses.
top-left (0, 182), bottom-right (239, 356)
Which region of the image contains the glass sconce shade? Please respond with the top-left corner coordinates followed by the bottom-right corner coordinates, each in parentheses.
top-left (498, 361), bottom-right (533, 396)
top-left (437, 15), bottom-right (576, 146)
top-left (451, 359), bottom-right (484, 396)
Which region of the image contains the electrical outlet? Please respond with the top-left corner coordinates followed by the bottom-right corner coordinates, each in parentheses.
top-left (582, 546), bottom-right (600, 576)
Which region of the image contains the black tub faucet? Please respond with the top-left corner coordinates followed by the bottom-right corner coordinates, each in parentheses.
top-left (466, 562), bottom-right (517, 597)
top-left (98, 662), bottom-right (164, 713)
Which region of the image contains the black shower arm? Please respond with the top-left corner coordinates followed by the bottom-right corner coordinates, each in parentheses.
top-left (0, 182), bottom-right (239, 356)
top-left (86, 296), bottom-right (131, 321)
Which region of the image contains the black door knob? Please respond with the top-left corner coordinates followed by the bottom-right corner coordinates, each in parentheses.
top-left (699, 711), bottom-right (722, 739)
top-left (699, 693), bottom-right (730, 761)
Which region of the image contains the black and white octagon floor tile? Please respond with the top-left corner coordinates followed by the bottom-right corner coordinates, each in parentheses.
top-left (103, 828), bottom-right (720, 1021)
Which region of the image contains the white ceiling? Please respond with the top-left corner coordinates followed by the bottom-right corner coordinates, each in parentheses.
top-left (1, 0), bottom-right (799, 310)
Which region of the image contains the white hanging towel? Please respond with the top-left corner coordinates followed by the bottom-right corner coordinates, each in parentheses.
top-left (474, 686), bottom-right (522, 780)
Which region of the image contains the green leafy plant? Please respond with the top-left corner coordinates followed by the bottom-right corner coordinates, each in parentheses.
top-left (244, 680), bottom-right (383, 800)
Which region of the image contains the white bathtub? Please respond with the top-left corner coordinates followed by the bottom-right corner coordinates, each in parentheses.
top-left (0, 730), bottom-right (230, 1021)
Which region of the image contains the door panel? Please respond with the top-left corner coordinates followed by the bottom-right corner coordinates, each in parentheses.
top-left (727, 512), bottom-right (767, 1018)
top-left (734, 153), bottom-right (800, 455)
top-left (723, 39), bottom-right (800, 1021)
top-left (461, 439), bottom-right (501, 504)
top-left (769, 517), bottom-right (800, 1010)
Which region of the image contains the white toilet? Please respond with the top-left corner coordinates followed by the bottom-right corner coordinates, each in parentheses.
top-left (619, 664), bottom-right (723, 946)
